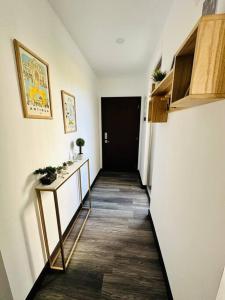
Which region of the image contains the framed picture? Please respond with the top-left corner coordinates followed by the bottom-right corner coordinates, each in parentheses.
top-left (202, 0), bottom-right (217, 15)
top-left (154, 56), bottom-right (162, 71)
top-left (14, 39), bottom-right (53, 119)
top-left (61, 90), bottom-right (77, 133)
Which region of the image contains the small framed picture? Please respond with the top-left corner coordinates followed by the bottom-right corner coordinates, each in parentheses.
top-left (14, 39), bottom-right (53, 119)
top-left (202, 0), bottom-right (217, 16)
top-left (61, 90), bottom-right (77, 133)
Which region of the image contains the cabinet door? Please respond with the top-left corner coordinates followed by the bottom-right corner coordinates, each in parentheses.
top-left (190, 16), bottom-right (225, 95)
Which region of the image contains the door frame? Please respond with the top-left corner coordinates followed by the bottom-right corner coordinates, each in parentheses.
top-left (101, 96), bottom-right (142, 171)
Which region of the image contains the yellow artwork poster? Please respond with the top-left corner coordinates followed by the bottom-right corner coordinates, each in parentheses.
top-left (61, 91), bottom-right (77, 133)
top-left (14, 39), bottom-right (53, 119)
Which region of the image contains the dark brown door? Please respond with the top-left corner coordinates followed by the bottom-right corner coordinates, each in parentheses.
top-left (101, 97), bottom-right (141, 171)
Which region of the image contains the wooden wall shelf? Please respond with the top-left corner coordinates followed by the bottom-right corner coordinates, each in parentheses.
top-left (170, 14), bottom-right (225, 110)
top-left (170, 94), bottom-right (225, 110)
top-left (148, 96), bottom-right (168, 123)
top-left (151, 70), bottom-right (174, 97)
top-left (148, 70), bottom-right (173, 123)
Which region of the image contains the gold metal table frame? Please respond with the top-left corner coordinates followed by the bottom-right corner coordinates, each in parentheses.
top-left (35, 158), bottom-right (91, 271)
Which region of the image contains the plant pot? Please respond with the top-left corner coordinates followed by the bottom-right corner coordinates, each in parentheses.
top-left (40, 173), bottom-right (57, 185)
top-left (152, 83), bottom-right (156, 91)
top-left (77, 153), bottom-right (83, 160)
top-left (79, 146), bottom-right (83, 155)
top-left (154, 81), bottom-right (161, 88)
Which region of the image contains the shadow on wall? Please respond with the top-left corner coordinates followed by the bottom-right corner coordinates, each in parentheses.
top-left (0, 251), bottom-right (13, 300)
top-left (20, 173), bottom-right (47, 282)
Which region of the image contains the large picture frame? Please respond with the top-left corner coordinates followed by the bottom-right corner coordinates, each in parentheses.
top-left (61, 90), bottom-right (77, 133)
top-left (14, 39), bottom-right (53, 119)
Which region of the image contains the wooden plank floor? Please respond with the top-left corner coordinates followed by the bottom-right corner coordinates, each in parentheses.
top-left (33, 171), bottom-right (168, 300)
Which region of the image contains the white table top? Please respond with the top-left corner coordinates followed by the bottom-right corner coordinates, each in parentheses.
top-left (35, 157), bottom-right (89, 191)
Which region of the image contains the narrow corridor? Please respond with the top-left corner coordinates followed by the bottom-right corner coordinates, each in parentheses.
top-left (34, 172), bottom-right (168, 300)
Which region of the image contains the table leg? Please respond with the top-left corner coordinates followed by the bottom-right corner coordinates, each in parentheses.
top-left (87, 159), bottom-right (91, 209)
top-left (36, 190), bottom-right (51, 264)
top-left (53, 191), bottom-right (66, 271)
top-left (78, 168), bottom-right (83, 206)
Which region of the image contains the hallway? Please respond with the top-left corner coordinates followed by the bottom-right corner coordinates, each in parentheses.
top-left (34, 172), bottom-right (168, 299)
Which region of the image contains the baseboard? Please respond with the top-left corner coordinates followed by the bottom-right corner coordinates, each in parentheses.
top-left (146, 186), bottom-right (151, 203)
top-left (26, 262), bottom-right (50, 300)
top-left (26, 168), bottom-right (102, 300)
top-left (137, 171), bottom-right (146, 189)
top-left (148, 209), bottom-right (173, 300)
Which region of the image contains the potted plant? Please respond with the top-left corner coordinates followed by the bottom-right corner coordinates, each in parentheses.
top-left (34, 166), bottom-right (57, 185)
top-left (76, 138), bottom-right (85, 155)
top-left (151, 69), bottom-right (167, 88)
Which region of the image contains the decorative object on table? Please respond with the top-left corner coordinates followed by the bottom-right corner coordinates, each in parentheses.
top-left (151, 69), bottom-right (167, 87)
top-left (60, 162), bottom-right (69, 175)
top-left (67, 160), bottom-right (73, 166)
top-left (202, 0), bottom-right (217, 15)
top-left (73, 152), bottom-right (78, 162)
top-left (56, 166), bottom-right (63, 174)
top-left (76, 138), bottom-right (85, 156)
top-left (34, 166), bottom-right (57, 185)
top-left (61, 90), bottom-right (77, 133)
top-left (13, 39), bottom-right (53, 119)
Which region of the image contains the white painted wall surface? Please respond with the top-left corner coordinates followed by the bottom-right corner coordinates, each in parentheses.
top-left (149, 0), bottom-right (225, 299)
top-left (0, 0), bottom-right (100, 299)
top-left (216, 268), bottom-right (225, 300)
top-left (0, 251), bottom-right (13, 300)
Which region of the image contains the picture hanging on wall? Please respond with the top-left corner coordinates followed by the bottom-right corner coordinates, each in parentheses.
top-left (14, 39), bottom-right (53, 119)
top-left (61, 90), bottom-right (77, 133)
top-left (202, 0), bottom-right (217, 15)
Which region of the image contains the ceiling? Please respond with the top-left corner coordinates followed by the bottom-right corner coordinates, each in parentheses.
top-left (48, 0), bottom-right (172, 77)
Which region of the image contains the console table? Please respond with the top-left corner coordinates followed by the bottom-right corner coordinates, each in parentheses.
top-left (35, 157), bottom-right (91, 271)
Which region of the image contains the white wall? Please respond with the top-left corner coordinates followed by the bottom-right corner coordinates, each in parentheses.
top-left (149, 1), bottom-right (225, 299)
top-left (0, 0), bottom-right (100, 299)
top-left (98, 75), bottom-right (150, 179)
top-left (0, 251), bottom-right (13, 300)
top-left (217, 268), bottom-right (225, 300)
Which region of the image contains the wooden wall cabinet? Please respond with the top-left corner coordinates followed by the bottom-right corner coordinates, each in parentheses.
top-left (148, 70), bottom-right (173, 123)
top-left (170, 14), bottom-right (225, 109)
top-left (148, 96), bottom-right (168, 123)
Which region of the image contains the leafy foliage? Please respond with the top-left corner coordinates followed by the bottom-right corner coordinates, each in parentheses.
top-left (151, 69), bottom-right (167, 82)
top-left (34, 166), bottom-right (56, 175)
top-left (76, 138), bottom-right (85, 147)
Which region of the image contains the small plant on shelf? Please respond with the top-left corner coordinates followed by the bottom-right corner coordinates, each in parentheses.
top-left (76, 138), bottom-right (85, 155)
top-left (151, 69), bottom-right (167, 83)
top-left (34, 166), bottom-right (57, 185)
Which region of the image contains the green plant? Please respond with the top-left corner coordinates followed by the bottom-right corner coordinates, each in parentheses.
top-left (62, 162), bottom-right (67, 169)
top-left (56, 166), bottom-right (63, 174)
top-left (76, 138), bottom-right (85, 154)
top-left (34, 166), bottom-right (56, 175)
top-left (34, 166), bottom-right (57, 185)
top-left (76, 138), bottom-right (85, 147)
top-left (151, 69), bottom-right (167, 82)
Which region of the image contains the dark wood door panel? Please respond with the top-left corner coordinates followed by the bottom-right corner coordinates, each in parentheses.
top-left (101, 97), bottom-right (141, 171)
